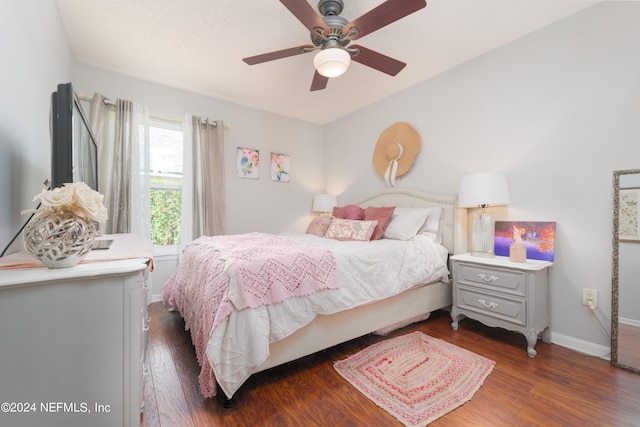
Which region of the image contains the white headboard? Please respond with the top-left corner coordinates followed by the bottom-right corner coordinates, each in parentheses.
top-left (356, 188), bottom-right (467, 255)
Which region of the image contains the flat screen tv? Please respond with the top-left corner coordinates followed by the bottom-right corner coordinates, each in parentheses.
top-left (50, 82), bottom-right (99, 191)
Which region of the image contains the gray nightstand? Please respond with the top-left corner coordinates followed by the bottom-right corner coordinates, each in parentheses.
top-left (450, 253), bottom-right (553, 358)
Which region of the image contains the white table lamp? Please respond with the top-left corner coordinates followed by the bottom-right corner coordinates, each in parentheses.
top-left (458, 172), bottom-right (510, 257)
top-left (312, 193), bottom-right (337, 215)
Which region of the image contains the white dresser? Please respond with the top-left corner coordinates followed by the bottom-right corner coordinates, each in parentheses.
top-left (450, 253), bottom-right (553, 358)
top-left (0, 258), bottom-right (150, 427)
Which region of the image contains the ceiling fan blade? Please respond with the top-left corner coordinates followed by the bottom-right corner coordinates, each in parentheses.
top-left (350, 45), bottom-right (406, 76)
top-left (310, 71), bottom-right (329, 91)
top-left (243, 45), bottom-right (314, 65)
top-left (344, 0), bottom-right (426, 40)
top-left (279, 0), bottom-right (329, 33)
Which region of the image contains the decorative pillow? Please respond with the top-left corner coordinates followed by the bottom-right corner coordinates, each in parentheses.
top-left (324, 218), bottom-right (378, 241)
top-left (419, 207), bottom-right (444, 244)
top-left (384, 207), bottom-right (431, 240)
top-left (305, 216), bottom-right (332, 237)
top-left (364, 206), bottom-right (396, 240)
top-left (332, 205), bottom-right (365, 220)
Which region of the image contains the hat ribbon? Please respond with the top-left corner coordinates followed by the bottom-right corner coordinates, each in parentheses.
top-left (384, 143), bottom-right (404, 187)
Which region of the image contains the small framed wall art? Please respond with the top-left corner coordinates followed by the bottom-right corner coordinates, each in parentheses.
top-left (237, 147), bottom-right (259, 179)
top-left (619, 187), bottom-right (640, 241)
top-left (494, 221), bottom-right (556, 262)
top-left (270, 152), bottom-right (290, 182)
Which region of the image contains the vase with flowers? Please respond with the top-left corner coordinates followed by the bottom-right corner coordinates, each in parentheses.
top-left (22, 182), bottom-right (108, 268)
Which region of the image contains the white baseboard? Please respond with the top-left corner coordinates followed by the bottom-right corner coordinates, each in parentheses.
top-left (619, 316), bottom-right (640, 327)
top-left (549, 331), bottom-right (610, 360)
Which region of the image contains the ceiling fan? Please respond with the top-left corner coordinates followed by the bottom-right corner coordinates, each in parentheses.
top-left (242, 0), bottom-right (427, 91)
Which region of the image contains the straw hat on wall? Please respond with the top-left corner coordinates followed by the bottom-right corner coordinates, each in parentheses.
top-left (372, 122), bottom-right (421, 186)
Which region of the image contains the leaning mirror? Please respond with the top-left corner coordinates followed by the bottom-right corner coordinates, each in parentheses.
top-left (611, 169), bottom-right (640, 373)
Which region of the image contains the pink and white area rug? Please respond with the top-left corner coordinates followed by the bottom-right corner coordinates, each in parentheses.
top-left (334, 331), bottom-right (495, 426)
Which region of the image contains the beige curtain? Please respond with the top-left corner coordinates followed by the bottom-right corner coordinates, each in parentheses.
top-left (86, 94), bottom-right (150, 238)
top-left (182, 116), bottom-right (226, 242)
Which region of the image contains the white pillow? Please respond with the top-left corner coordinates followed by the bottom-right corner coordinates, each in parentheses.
top-left (384, 208), bottom-right (431, 240)
top-left (419, 207), bottom-right (444, 244)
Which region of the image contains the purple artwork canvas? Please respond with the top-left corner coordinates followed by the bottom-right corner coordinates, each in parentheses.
top-left (494, 221), bottom-right (556, 262)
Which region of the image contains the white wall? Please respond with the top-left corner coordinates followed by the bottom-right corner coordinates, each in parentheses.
top-left (0, 0), bottom-right (74, 254)
top-left (324, 2), bottom-right (640, 355)
top-left (3, 1), bottom-right (636, 356)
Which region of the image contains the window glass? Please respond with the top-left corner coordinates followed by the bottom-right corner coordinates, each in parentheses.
top-left (149, 120), bottom-right (183, 247)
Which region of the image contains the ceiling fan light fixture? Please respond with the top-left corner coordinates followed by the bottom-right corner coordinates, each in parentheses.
top-left (313, 48), bottom-right (351, 78)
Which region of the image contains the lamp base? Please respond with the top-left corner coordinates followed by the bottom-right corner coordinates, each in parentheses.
top-left (469, 212), bottom-right (496, 258)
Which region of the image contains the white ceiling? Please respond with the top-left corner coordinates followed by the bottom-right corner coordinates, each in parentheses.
top-left (55, 0), bottom-right (597, 124)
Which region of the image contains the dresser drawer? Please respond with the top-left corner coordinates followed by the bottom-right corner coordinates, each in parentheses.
top-left (456, 287), bottom-right (526, 326)
top-left (456, 262), bottom-right (527, 297)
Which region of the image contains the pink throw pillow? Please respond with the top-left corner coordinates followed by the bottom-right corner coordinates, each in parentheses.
top-left (364, 206), bottom-right (396, 240)
top-left (305, 216), bottom-right (332, 237)
top-left (332, 205), bottom-right (365, 220)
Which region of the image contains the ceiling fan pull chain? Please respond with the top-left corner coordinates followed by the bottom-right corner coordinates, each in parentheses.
top-left (384, 143), bottom-right (404, 187)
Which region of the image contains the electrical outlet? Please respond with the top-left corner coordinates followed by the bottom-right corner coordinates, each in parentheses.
top-left (582, 288), bottom-right (598, 308)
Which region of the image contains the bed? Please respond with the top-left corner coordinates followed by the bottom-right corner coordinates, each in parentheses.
top-left (162, 188), bottom-right (466, 405)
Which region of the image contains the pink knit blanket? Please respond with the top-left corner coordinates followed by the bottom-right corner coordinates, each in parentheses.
top-left (162, 232), bottom-right (339, 397)
top-left (195, 232), bottom-right (340, 310)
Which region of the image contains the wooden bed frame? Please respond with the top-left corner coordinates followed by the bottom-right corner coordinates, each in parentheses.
top-left (253, 188), bottom-right (466, 374)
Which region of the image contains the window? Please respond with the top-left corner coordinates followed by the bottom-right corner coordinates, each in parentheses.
top-left (148, 118), bottom-right (184, 247)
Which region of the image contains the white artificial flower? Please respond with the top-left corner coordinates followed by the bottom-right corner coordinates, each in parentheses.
top-left (24, 182), bottom-right (108, 223)
top-left (33, 184), bottom-right (75, 209)
top-left (73, 182), bottom-right (109, 223)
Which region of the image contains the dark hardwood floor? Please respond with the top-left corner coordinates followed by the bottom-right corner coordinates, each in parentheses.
top-left (142, 302), bottom-right (640, 426)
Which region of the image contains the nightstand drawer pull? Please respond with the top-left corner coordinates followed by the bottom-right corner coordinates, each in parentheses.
top-left (478, 299), bottom-right (499, 309)
top-left (478, 273), bottom-right (499, 282)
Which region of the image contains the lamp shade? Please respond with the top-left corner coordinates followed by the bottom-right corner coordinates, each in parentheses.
top-left (313, 48), bottom-right (351, 78)
top-left (457, 172), bottom-right (511, 208)
top-left (312, 193), bottom-right (337, 213)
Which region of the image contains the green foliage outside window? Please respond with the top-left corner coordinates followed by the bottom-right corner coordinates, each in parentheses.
top-left (150, 175), bottom-right (182, 246)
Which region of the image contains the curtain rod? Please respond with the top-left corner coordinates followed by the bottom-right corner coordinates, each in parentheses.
top-left (75, 91), bottom-right (228, 128)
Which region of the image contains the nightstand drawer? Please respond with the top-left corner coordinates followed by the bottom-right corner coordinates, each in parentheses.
top-left (457, 287), bottom-right (526, 326)
top-left (456, 262), bottom-right (527, 297)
